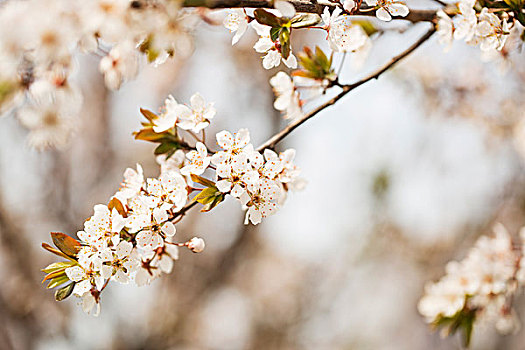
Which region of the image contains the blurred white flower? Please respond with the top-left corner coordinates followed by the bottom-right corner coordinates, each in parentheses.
top-left (436, 10), bottom-right (454, 51)
top-left (270, 71), bottom-right (302, 120)
top-left (223, 9), bottom-right (249, 45)
top-left (364, 0), bottom-right (409, 22)
top-left (99, 41), bottom-right (139, 90)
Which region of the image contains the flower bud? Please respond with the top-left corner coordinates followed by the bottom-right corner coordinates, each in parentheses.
top-left (188, 237), bottom-right (205, 253)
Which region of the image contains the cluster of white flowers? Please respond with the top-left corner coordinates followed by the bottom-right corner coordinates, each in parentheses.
top-left (437, 0), bottom-right (512, 53)
top-left (150, 94), bottom-right (303, 225)
top-left (223, 2), bottom-right (377, 69)
top-left (418, 224), bottom-right (524, 336)
top-left (152, 93), bottom-right (216, 134)
top-left (223, 7), bottom-right (299, 69)
top-left (210, 129), bottom-right (303, 224)
top-left (149, 94), bottom-right (303, 224)
top-left (42, 91), bottom-right (304, 314)
top-left (63, 162), bottom-right (205, 315)
top-left (0, 0), bottom-right (196, 150)
top-left (321, 8), bottom-right (372, 61)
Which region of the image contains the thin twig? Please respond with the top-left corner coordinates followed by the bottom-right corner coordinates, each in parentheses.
top-left (256, 26), bottom-right (436, 152)
top-left (170, 200), bottom-right (199, 221)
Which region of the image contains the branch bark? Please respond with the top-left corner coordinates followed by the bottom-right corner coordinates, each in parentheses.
top-left (257, 25), bottom-right (436, 151)
top-left (183, 0), bottom-right (441, 23)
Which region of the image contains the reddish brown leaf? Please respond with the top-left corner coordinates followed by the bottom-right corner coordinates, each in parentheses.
top-left (51, 232), bottom-right (81, 258)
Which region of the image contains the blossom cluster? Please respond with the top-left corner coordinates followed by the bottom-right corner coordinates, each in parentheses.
top-left (418, 224), bottom-right (525, 342)
top-left (148, 94), bottom-right (304, 225)
top-left (0, 0), bottom-right (195, 150)
top-left (42, 92), bottom-right (304, 314)
top-left (56, 162), bottom-right (207, 315)
top-left (436, 0), bottom-right (516, 53)
top-left (321, 8), bottom-right (372, 57)
top-left (153, 93), bottom-right (217, 134)
top-left (223, 5), bottom-right (373, 70)
top-left (223, 6), bottom-right (299, 69)
top-left (212, 129), bottom-right (304, 224)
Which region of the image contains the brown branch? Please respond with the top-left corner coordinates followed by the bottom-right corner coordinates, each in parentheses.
top-left (170, 200), bottom-right (199, 222)
top-left (183, 0), bottom-right (441, 23)
top-left (256, 25), bottom-right (436, 152)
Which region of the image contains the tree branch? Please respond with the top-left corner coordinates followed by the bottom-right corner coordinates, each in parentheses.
top-left (183, 0), bottom-right (441, 23)
top-left (256, 25), bottom-right (436, 152)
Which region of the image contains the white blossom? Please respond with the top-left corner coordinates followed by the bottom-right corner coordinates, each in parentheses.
top-left (181, 142), bottom-right (211, 175)
top-left (16, 85), bottom-right (80, 151)
top-left (176, 93), bottom-right (216, 133)
top-left (252, 21), bottom-right (298, 69)
top-left (223, 9), bottom-right (249, 45)
top-left (475, 8), bottom-right (510, 51)
top-left (270, 72), bottom-right (302, 120)
top-left (436, 10), bottom-right (454, 51)
top-left (153, 95), bottom-right (180, 133)
top-left (188, 237), bottom-right (206, 253)
top-left (419, 224), bottom-right (521, 335)
top-left (364, 0), bottom-right (409, 22)
top-left (454, 0), bottom-right (478, 42)
top-left (147, 171), bottom-right (188, 212)
top-left (99, 41), bottom-right (139, 90)
top-left (274, 0), bottom-right (296, 18)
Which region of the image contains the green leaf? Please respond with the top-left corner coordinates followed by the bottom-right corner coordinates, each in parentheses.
top-left (254, 9), bottom-right (285, 27)
top-left (290, 13), bottom-right (321, 28)
top-left (298, 51), bottom-right (316, 71)
top-left (55, 283), bottom-right (75, 301)
top-left (46, 275), bottom-right (71, 289)
top-left (42, 269), bottom-right (67, 283)
top-left (140, 108), bottom-right (158, 122)
top-left (279, 27), bottom-right (291, 59)
top-left (503, 0), bottom-right (521, 8)
top-left (315, 46), bottom-right (330, 71)
top-left (270, 26), bottom-right (281, 42)
top-left (515, 9), bottom-right (525, 26)
top-left (431, 304), bottom-right (476, 348)
top-left (201, 194), bottom-right (225, 212)
top-left (51, 232), bottom-right (81, 258)
top-left (0, 80), bottom-right (18, 108)
top-left (294, 46), bottom-right (336, 80)
top-left (146, 48), bottom-right (159, 63)
top-left (42, 261), bottom-right (76, 274)
top-left (190, 174), bottom-right (216, 188)
top-left (154, 141), bottom-right (181, 155)
top-left (194, 187), bottom-right (220, 205)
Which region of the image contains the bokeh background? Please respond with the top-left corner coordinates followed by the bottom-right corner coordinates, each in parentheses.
top-left (0, 2), bottom-right (524, 349)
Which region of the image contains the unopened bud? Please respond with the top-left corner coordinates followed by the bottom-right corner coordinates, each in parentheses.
top-left (188, 237), bottom-right (205, 253)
